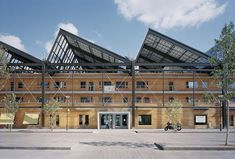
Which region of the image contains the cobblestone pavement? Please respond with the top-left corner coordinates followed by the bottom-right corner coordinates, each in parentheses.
top-left (0, 129), bottom-right (235, 159)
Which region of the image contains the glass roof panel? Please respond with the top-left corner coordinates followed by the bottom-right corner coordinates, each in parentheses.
top-left (137, 29), bottom-right (210, 68)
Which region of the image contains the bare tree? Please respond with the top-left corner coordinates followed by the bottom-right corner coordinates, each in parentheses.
top-left (166, 99), bottom-right (183, 127)
top-left (0, 45), bottom-right (10, 92)
top-left (43, 99), bottom-right (61, 131)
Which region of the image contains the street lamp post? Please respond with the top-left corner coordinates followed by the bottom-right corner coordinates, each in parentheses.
top-left (66, 108), bottom-right (70, 131)
top-left (218, 95), bottom-right (224, 131)
top-left (65, 96), bottom-right (70, 131)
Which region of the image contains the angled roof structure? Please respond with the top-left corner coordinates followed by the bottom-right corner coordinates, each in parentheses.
top-left (0, 41), bottom-right (42, 71)
top-left (136, 29), bottom-right (210, 69)
top-left (47, 29), bottom-right (130, 71)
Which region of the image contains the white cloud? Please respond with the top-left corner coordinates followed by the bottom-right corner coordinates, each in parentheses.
top-left (0, 34), bottom-right (26, 51)
top-left (45, 40), bottom-right (53, 53)
top-left (44, 22), bottom-right (79, 53)
top-left (114, 0), bottom-right (226, 30)
top-left (54, 22), bottom-right (79, 38)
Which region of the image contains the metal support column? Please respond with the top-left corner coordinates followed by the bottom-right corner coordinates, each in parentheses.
top-left (193, 71), bottom-right (195, 106)
top-left (41, 62), bottom-right (45, 128)
top-left (72, 72), bottom-right (74, 107)
top-left (162, 70), bottom-right (165, 107)
top-left (131, 61), bottom-right (136, 128)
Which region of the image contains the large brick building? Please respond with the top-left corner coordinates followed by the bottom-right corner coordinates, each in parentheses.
top-left (0, 29), bottom-right (234, 129)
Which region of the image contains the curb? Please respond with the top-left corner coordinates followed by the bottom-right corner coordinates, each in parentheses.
top-left (0, 146), bottom-right (71, 150)
top-left (154, 143), bottom-right (235, 151)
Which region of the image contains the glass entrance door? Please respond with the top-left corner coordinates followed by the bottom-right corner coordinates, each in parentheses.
top-left (100, 113), bottom-right (128, 129)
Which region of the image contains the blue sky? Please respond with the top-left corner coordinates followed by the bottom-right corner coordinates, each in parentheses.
top-left (0, 0), bottom-right (234, 60)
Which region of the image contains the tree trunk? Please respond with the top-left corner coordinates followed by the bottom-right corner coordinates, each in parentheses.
top-left (225, 100), bottom-right (229, 145)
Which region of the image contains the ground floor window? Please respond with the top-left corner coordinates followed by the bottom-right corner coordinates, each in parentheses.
top-left (56, 114), bottom-right (59, 127)
top-left (79, 114), bottom-right (83, 126)
top-left (138, 115), bottom-right (151, 125)
top-left (230, 115), bottom-right (234, 126)
top-left (85, 115), bottom-right (89, 126)
top-left (194, 115), bottom-right (207, 125)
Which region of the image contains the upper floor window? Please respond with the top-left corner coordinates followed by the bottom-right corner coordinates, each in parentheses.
top-left (168, 81), bottom-right (174, 91)
top-left (186, 81), bottom-right (198, 88)
top-left (144, 97), bottom-right (150, 103)
top-left (104, 81), bottom-right (112, 86)
top-left (102, 97), bottom-right (112, 103)
top-left (80, 97), bottom-right (93, 103)
top-left (40, 82), bottom-right (50, 88)
top-left (116, 81), bottom-right (128, 88)
top-left (136, 81), bottom-right (148, 88)
top-left (186, 97), bottom-right (194, 103)
top-left (123, 97), bottom-right (128, 103)
top-left (18, 82), bottom-right (24, 88)
top-left (81, 81), bottom-right (86, 89)
top-left (10, 82), bottom-right (15, 91)
top-left (16, 97), bottom-right (23, 103)
top-left (169, 97), bottom-right (174, 103)
top-left (230, 82), bottom-right (235, 90)
top-left (54, 81), bottom-right (66, 88)
top-left (99, 81), bottom-right (112, 88)
top-left (136, 97), bottom-right (142, 103)
top-left (54, 96), bottom-right (66, 103)
top-left (202, 81), bottom-right (208, 89)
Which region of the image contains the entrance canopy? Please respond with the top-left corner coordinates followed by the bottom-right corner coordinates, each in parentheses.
top-left (0, 113), bottom-right (14, 124)
top-left (23, 113), bottom-right (39, 125)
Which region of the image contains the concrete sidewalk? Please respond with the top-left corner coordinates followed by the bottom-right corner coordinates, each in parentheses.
top-left (1, 128), bottom-right (235, 133)
top-left (1, 128), bottom-right (235, 159)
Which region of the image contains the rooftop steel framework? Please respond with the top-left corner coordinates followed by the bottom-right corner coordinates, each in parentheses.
top-left (136, 29), bottom-right (210, 69)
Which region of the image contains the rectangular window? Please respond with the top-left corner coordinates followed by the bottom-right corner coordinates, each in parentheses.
top-left (54, 81), bottom-right (66, 88)
top-left (169, 97), bottom-right (174, 103)
top-left (186, 81), bottom-right (198, 88)
top-left (103, 97), bottom-right (112, 103)
top-left (144, 97), bottom-right (150, 103)
top-left (89, 82), bottom-right (94, 91)
top-left (202, 81), bottom-right (208, 89)
top-left (56, 114), bottom-right (59, 127)
top-left (99, 81), bottom-right (112, 88)
top-left (186, 97), bottom-right (194, 103)
top-left (10, 82), bottom-right (14, 91)
top-left (136, 97), bottom-right (142, 103)
top-left (80, 97), bottom-right (93, 103)
top-left (18, 82), bottom-right (24, 88)
top-left (15, 97), bottom-right (23, 103)
top-left (230, 97), bottom-right (235, 103)
top-left (40, 82), bottom-right (50, 88)
top-left (123, 97), bottom-right (128, 103)
top-left (136, 81), bottom-right (148, 88)
top-left (104, 81), bottom-right (112, 86)
top-left (81, 81), bottom-right (86, 88)
top-left (230, 82), bottom-right (235, 90)
top-left (116, 81), bottom-right (128, 88)
top-left (85, 115), bottom-right (89, 126)
top-left (230, 115), bottom-right (234, 126)
top-left (168, 81), bottom-right (174, 91)
top-left (37, 97), bottom-right (48, 103)
top-left (54, 96), bottom-right (66, 102)
top-left (79, 115), bottom-right (83, 126)
top-left (138, 115), bottom-right (152, 125)
top-left (194, 115), bottom-right (207, 125)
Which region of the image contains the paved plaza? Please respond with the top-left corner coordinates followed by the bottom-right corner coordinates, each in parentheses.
top-left (0, 129), bottom-right (235, 159)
